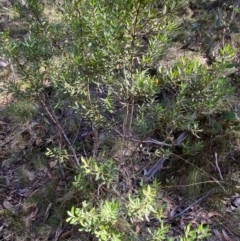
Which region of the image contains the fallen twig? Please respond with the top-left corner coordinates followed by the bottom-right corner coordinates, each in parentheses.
top-left (114, 129), bottom-right (188, 147)
top-left (144, 132), bottom-right (188, 182)
top-left (169, 188), bottom-right (216, 220)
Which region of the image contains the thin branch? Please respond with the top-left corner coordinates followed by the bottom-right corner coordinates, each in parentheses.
top-left (38, 94), bottom-right (80, 167)
top-left (214, 152), bottom-right (223, 181)
top-left (170, 188), bottom-right (216, 220)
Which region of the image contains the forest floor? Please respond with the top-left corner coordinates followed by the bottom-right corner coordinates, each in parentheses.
top-left (1, 0), bottom-right (240, 240)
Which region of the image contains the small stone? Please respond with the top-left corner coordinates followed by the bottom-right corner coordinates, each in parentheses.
top-left (0, 59), bottom-right (8, 68)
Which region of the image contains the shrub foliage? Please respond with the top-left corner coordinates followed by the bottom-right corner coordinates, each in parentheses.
top-left (1, 0), bottom-right (239, 240)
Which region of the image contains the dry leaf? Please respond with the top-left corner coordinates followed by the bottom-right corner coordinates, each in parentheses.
top-left (162, 197), bottom-right (174, 216)
top-left (29, 206), bottom-right (38, 220)
top-left (135, 225), bottom-right (140, 235)
top-left (131, 216), bottom-right (142, 223)
top-left (169, 206), bottom-right (178, 218)
top-left (0, 222), bottom-right (7, 232)
top-left (43, 203), bottom-right (52, 223)
top-left (214, 229), bottom-right (223, 240)
top-left (53, 222), bottom-right (63, 241)
top-left (44, 168), bottom-right (53, 179)
top-left (0, 121), bottom-right (7, 125)
top-left (0, 59), bottom-right (8, 68)
top-left (24, 215), bottom-right (30, 229)
top-left (17, 188), bottom-right (30, 197)
top-left (22, 167), bottom-right (35, 181)
top-left (222, 229), bottom-right (232, 241)
top-left (59, 229), bottom-right (72, 240)
top-left (49, 160), bottom-right (58, 168)
top-left (208, 211), bottom-right (222, 218)
top-left (3, 200), bottom-right (13, 210)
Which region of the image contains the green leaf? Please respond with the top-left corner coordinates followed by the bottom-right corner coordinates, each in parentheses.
top-left (213, 122), bottom-right (222, 132)
top-left (171, 1), bottom-right (176, 10)
top-left (81, 156), bottom-right (87, 165)
top-left (67, 210), bottom-right (74, 218)
top-left (215, 17), bottom-right (221, 28)
top-left (226, 63), bottom-right (235, 68)
top-left (219, 112), bottom-right (237, 121)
